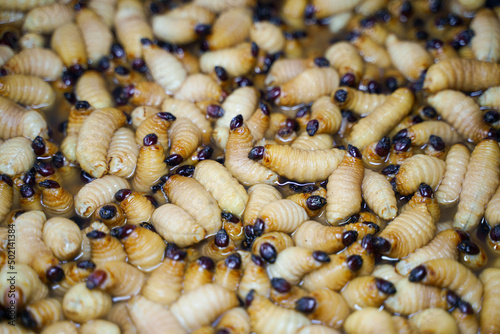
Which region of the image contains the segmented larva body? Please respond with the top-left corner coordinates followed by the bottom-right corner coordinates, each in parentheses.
top-left (0, 96), bottom-right (48, 140)
top-left (485, 185), bottom-right (500, 226)
top-left (287, 187), bottom-right (327, 217)
top-left (62, 283), bottom-right (112, 323)
top-left (162, 99), bottom-right (212, 145)
top-left (127, 295), bottom-right (186, 334)
top-left (428, 90), bottom-right (492, 143)
top-left (244, 184), bottom-right (282, 225)
top-left (423, 58), bottom-right (500, 93)
top-left (129, 82), bottom-right (168, 108)
top-left (169, 117), bottom-right (202, 160)
top-left (118, 191), bottom-right (155, 225)
top-left (247, 294), bottom-right (310, 334)
top-left (341, 276), bottom-right (396, 309)
top-left (206, 7), bottom-right (252, 50)
top-left (23, 4), bottom-right (74, 34)
top-left (142, 42), bottom-right (186, 93)
top-left (350, 33), bottom-right (391, 69)
top-left (23, 298), bottom-right (63, 330)
top-left (53, 261), bottom-right (94, 297)
top-left (470, 8), bottom-right (500, 62)
top-left (265, 58), bottom-right (311, 86)
top-left (362, 168), bottom-right (398, 220)
top-left (300, 288), bottom-right (348, 329)
top-left (114, 0), bottom-right (152, 59)
top-left (80, 320), bottom-right (121, 334)
top-left (174, 73), bottom-right (224, 103)
top-left (436, 144), bottom-right (470, 207)
top-left (270, 282), bottom-right (308, 309)
top-left (0, 264), bottom-right (48, 309)
top-left (0, 0), bottom-right (55, 11)
top-left (42, 218), bottom-right (81, 261)
top-left (76, 8), bottom-right (113, 65)
top-left (87, 231), bottom-right (127, 265)
top-left (276, 67), bottom-right (339, 106)
top-left (0, 176), bottom-right (13, 223)
top-left (252, 232), bottom-right (294, 257)
top-left (41, 321), bottom-right (79, 334)
top-left (218, 87), bottom-right (258, 129)
top-left (75, 175), bottom-right (130, 217)
top-left (247, 106), bottom-right (271, 143)
top-left (3, 48), bottom-right (62, 81)
top-left (214, 257), bottom-right (242, 292)
top-left (268, 247), bottom-right (326, 284)
top-left (385, 34), bottom-right (432, 81)
top-left (107, 128), bottom-right (139, 179)
top-left (308, 96), bottom-right (342, 136)
top-left (297, 325), bottom-right (342, 334)
top-left (89, 261), bottom-right (145, 297)
top-left (344, 307), bottom-right (396, 334)
top-left (479, 86), bottom-right (500, 109)
top-left (131, 138), bottom-right (168, 193)
top-left (0, 137), bottom-right (35, 176)
top-left (75, 71), bottom-right (113, 109)
top-left (250, 21), bottom-right (285, 54)
top-left (135, 112), bottom-right (174, 150)
top-left (106, 302), bottom-right (137, 334)
top-left (50, 22), bottom-right (87, 69)
top-left (200, 42), bottom-right (256, 77)
top-left (332, 87), bottom-right (387, 117)
top-left (302, 254), bottom-right (357, 292)
top-left (0, 74), bottom-right (55, 109)
top-left (76, 108), bottom-right (127, 178)
top-left (347, 88), bottom-right (414, 149)
top-left (410, 308), bottom-right (459, 334)
top-left (325, 41), bottom-right (364, 82)
top-left (0, 45), bottom-right (14, 67)
top-left (163, 175), bottom-right (222, 236)
top-left (395, 154), bottom-right (446, 195)
top-left (407, 121), bottom-right (462, 146)
top-left (479, 268), bottom-right (500, 334)
top-left (225, 124), bottom-right (279, 186)
top-left (259, 199), bottom-right (308, 233)
top-left (454, 139), bottom-right (500, 231)
top-left (400, 186), bottom-right (440, 222)
top-left (119, 225), bottom-right (165, 271)
top-left (216, 307), bottom-right (251, 334)
top-left (238, 257), bottom-right (270, 299)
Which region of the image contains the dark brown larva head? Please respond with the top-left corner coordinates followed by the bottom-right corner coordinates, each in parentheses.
top-left (19, 184), bottom-right (35, 198)
top-left (372, 237), bottom-right (391, 254)
top-left (457, 300), bottom-right (474, 315)
top-left (313, 57), bottom-right (330, 67)
top-left (408, 265), bottom-right (427, 282)
top-left (115, 189), bottom-right (131, 202)
top-left (490, 225), bottom-right (500, 242)
top-left (381, 164), bottom-right (400, 176)
top-left (34, 160), bottom-right (55, 177)
top-left (116, 224), bottom-right (137, 240)
top-left (361, 234), bottom-right (375, 253)
top-left (165, 154), bottom-right (183, 166)
top-left (306, 119), bottom-right (319, 136)
top-left (139, 221), bottom-right (156, 232)
top-left (251, 254), bottom-right (265, 267)
top-left (167, 249), bottom-right (187, 261)
top-left (198, 256), bottom-right (215, 271)
top-left (198, 146), bottom-right (213, 161)
top-left (244, 225), bottom-right (257, 240)
top-left (426, 38), bottom-right (444, 49)
top-left (245, 289), bottom-right (256, 307)
top-left (295, 297), bottom-right (317, 313)
top-left (342, 230), bottom-right (358, 247)
top-left (20, 311), bottom-right (36, 329)
top-left (0, 174), bottom-right (12, 187)
top-left (31, 136), bottom-right (45, 156)
top-left (340, 73), bottom-right (356, 87)
top-left (259, 101), bottom-right (271, 116)
top-left (312, 251), bottom-right (330, 263)
top-left (375, 136), bottom-right (391, 157)
top-left (225, 252), bottom-right (242, 270)
top-left (394, 129), bottom-right (408, 141)
top-left (375, 278), bottom-right (397, 295)
top-left (446, 290), bottom-right (460, 308)
top-left (271, 278), bottom-right (292, 293)
top-left (259, 243), bottom-right (277, 263)
top-left (52, 152), bottom-right (65, 168)
top-left (143, 133), bottom-right (158, 146)
top-left (234, 76), bottom-right (253, 88)
top-left (176, 165), bottom-right (195, 177)
top-left (486, 128), bottom-right (500, 142)
top-left (248, 146), bottom-right (265, 160)
top-left (23, 168), bottom-right (35, 185)
top-left (385, 77), bottom-right (398, 92)
top-left (393, 137), bottom-right (412, 152)
top-left (38, 180), bottom-right (60, 189)
top-left (348, 144), bottom-right (362, 158)
top-left (206, 104), bottom-right (224, 118)
top-left (46, 266), bottom-right (65, 283)
top-left (99, 205), bottom-right (117, 220)
top-left (484, 110), bottom-right (500, 124)
top-left (429, 135), bottom-right (445, 151)
top-left (306, 195), bottom-right (327, 211)
top-left (214, 229), bottom-right (230, 248)
top-left (140, 38), bottom-right (153, 46)
top-left (346, 255), bottom-right (363, 271)
top-left (80, 171), bottom-right (95, 184)
top-left (251, 42), bottom-right (259, 57)
top-left (230, 114), bottom-right (244, 130)
top-left (267, 87), bottom-right (281, 101)
top-left (214, 66), bottom-right (227, 81)
top-left (76, 260), bottom-right (96, 270)
top-left (221, 212), bottom-right (239, 224)
top-left (457, 240), bottom-right (480, 255)
top-left (422, 106), bottom-right (437, 119)
top-left (86, 230), bottom-right (107, 239)
top-left (253, 219), bottom-right (265, 236)
top-left (194, 24), bottom-right (212, 37)
top-left (157, 112), bottom-right (176, 122)
top-left (86, 269), bottom-right (107, 289)
top-left (334, 89), bottom-right (348, 103)
top-left (418, 183), bottom-right (434, 198)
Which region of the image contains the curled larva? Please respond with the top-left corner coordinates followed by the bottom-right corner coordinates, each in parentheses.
top-left (76, 8), bottom-right (113, 65)
top-left (428, 90), bottom-right (492, 143)
top-left (129, 82), bottom-right (168, 108)
top-left (252, 232), bottom-right (295, 262)
top-left (409, 258), bottom-right (483, 312)
top-left (127, 295), bottom-right (186, 334)
top-left (42, 217), bottom-right (81, 261)
top-left (0, 74), bottom-right (55, 109)
top-left (86, 260), bottom-right (145, 297)
top-left (86, 230), bottom-right (127, 265)
top-left (216, 307), bottom-right (250, 334)
top-left (41, 321), bottom-right (78, 334)
top-left (325, 42), bottom-right (364, 83)
top-left (132, 134), bottom-right (168, 193)
top-left (0, 175), bottom-right (13, 223)
top-left (206, 7), bottom-right (252, 50)
top-left (423, 58), bottom-right (500, 93)
top-left (53, 261), bottom-right (95, 297)
top-left (23, 4), bottom-right (74, 34)
top-left (410, 308), bottom-right (459, 334)
top-left (75, 71), bottom-right (113, 109)
top-left (286, 187), bottom-right (327, 217)
top-left (454, 139), bottom-right (500, 231)
top-left (302, 253), bottom-right (361, 292)
top-left (306, 96), bottom-right (342, 136)
top-left (174, 73), bottom-right (224, 103)
top-left (362, 169), bottom-right (397, 220)
top-left (485, 185), bottom-right (500, 227)
top-left (238, 255), bottom-right (270, 299)
top-left (0, 137), bottom-right (35, 176)
top-left (200, 42), bottom-right (256, 77)
top-left (21, 298), bottom-right (63, 330)
top-left (198, 229), bottom-right (236, 262)
top-left (0, 264), bottom-right (48, 309)
top-left (163, 174), bottom-right (222, 236)
top-left (62, 283), bottom-right (112, 323)
top-left (385, 34), bottom-right (432, 81)
top-left (3, 48), bottom-right (62, 81)
top-left (184, 257), bottom-right (215, 292)
top-left (259, 199), bottom-right (308, 233)
top-left (347, 88), bottom-right (414, 149)
top-left (344, 307), bottom-right (396, 334)
top-left (399, 121), bottom-right (463, 146)
top-left (135, 111), bottom-right (175, 150)
top-left (400, 184), bottom-right (440, 222)
top-left (274, 67), bottom-right (339, 107)
top-left (479, 268), bottom-right (500, 334)
top-left (298, 288), bottom-right (350, 329)
top-left (217, 86), bottom-right (258, 131)
top-left (76, 107), bottom-right (127, 178)
top-left (214, 253), bottom-right (243, 292)
top-left (396, 228), bottom-right (462, 276)
top-left (244, 184), bottom-right (282, 225)
top-left (168, 118), bottom-right (202, 164)
top-left (332, 87), bottom-right (387, 117)
top-left (162, 98), bottom-right (212, 144)
top-left (268, 247), bottom-right (329, 284)
top-left (80, 320), bottom-right (120, 334)
top-left (142, 40), bottom-right (186, 93)
top-left (107, 128), bottom-right (139, 179)
top-left (479, 86), bottom-right (500, 109)
top-left (92, 203), bottom-right (126, 229)
top-left (436, 144), bottom-right (470, 207)
top-left (117, 224), bottom-right (165, 271)
top-left (225, 122), bottom-right (279, 186)
top-left (247, 103), bottom-right (271, 143)
top-left (0, 97), bottom-right (47, 140)
top-left (250, 21), bottom-right (285, 54)
top-left (116, 190), bottom-right (155, 225)
top-left (394, 154), bottom-right (446, 195)
top-left (106, 302), bottom-right (137, 334)
top-left (247, 292), bottom-right (310, 334)
top-left (75, 175), bottom-right (130, 218)
top-left (470, 8), bottom-right (500, 63)
top-left (265, 58), bottom-right (311, 86)
top-left (19, 184), bottom-right (43, 211)
top-left (349, 33), bottom-right (391, 69)
top-left (341, 276), bottom-right (396, 309)
top-left (170, 284), bottom-right (238, 332)
top-left (50, 22), bottom-right (87, 70)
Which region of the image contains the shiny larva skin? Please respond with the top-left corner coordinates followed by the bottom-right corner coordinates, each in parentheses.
top-left (243, 184), bottom-right (282, 225)
top-left (391, 316), bottom-right (416, 334)
top-left (325, 42), bottom-right (364, 82)
top-left (250, 21), bottom-right (285, 54)
top-left (91, 261), bottom-right (145, 297)
top-left (42, 218), bottom-right (81, 261)
top-left (267, 247), bottom-right (325, 285)
top-left (454, 140), bottom-right (500, 231)
top-left (75, 175), bottom-right (130, 218)
top-left (169, 118), bottom-right (202, 160)
top-left (76, 108), bottom-right (127, 178)
top-left (183, 259), bottom-right (214, 293)
top-left (271, 283), bottom-right (308, 309)
top-left (286, 187), bottom-right (327, 217)
top-left (479, 268), bottom-right (500, 334)
top-left (0, 45), bottom-right (13, 67)
top-left (306, 288), bottom-right (350, 329)
top-left (80, 320), bottom-right (121, 334)
top-left (114, 0), bottom-right (153, 59)
top-left (107, 128), bottom-right (139, 179)
top-left (395, 154), bottom-right (446, 195)
top-left (174, 74), bottom-right (224, 103)
top-left (3, 48), bottom-right (62, 81)
top-left (163, 175), bottom-right (222, 236)
top-left (265, 58), bottom-right (311, 86)
top-left (170, 284), bottom-right (238, 332)
top-left (347, 88), bottom-right (414, 149)
top-left (247, 294), bottom-right (310, 334)
top-left (132, 141), bottom-right (168, 193)
top-left (436, 144), bottom-right (470, 207)
top-left (141, 254), bottom-right (184, 304)
top-left (326, 151), bottom-right (364, 225)
top-left (225, 124), bottom-right (279, 186)
top-left (261, 144), bottom-right (345, 183)
top-left (471, 8), bottom-right (500, 63)
top-left (119, 191), bottom-right (155, 225)
top-left (53, 261), bottom-right (94, 297)
top-left (309, 96), bottom-right (342, 135)
top-left (341, 276), bottom-right (394, 310)
top-left (350, 34), bottom-right (391, 69)
top-left (106, 302), bottom-right (137, 334)
top-left (0, 264), bottom-right (48, 309)
top-left (75, 71), bottom-right (114, 109)
top-left (0, 137), bottom-right (35, 176)
top-left (61, 104), bottom-right (94, 162)
top-left (0, 177), bottom-right (13, 223)
top-left (344, 307), bottom-right (396, 334)
top-left (193, 160), bottom-right (248, 218)
top-left (410, 308), bottom-right (459, 334)
top-left (23, 297), bottom-right (62, 330)
top-left (130, 106), bottom-right (160, 129)
top-left (216, 307), bottom-right (251, 334)
top-left (291, 132), bottom-right (333, 151)
top-left (452, 308), bottom-right (479, 334)
top-left (280, 0), bottom-right (307, 28)
top-left (130, 82), bottom-right (168, 108)
top-left (362, 169), bottom-right (398, 220)
top-left (479, 86), bottom-right (500, 109)
top-left (63, 283), bottom-right (112, 323)
top-left (135, 112), bottom-right (174, 150)
top-left (0, 96), bottom-right (48, 140)
top-left (217, 87), bottom-right (258, 129)
top-left (428, 90), bottom-right (491, 143)
top-left (423, 58), bottom-right (500, 93)
top-left (260, 199), bottom-right (308, 233)
top-left (41, 321), bottom-right (79, 334)
top-left (120, 226), bottom-right (165, 271)
top-left (312, 0), bottom-right (361, 18)
top-left (396, 229), bottom-right (462, 276)
top-left (200, 42), bottom-right (256, 77)
top-left (214, 259), bottom-right (242, 292)
top-left (87, 0), bottom-right (116, 27)
top-left (385, 34), bottom-right (433, 81)
top-left (406, 121), bottom-right (463, 146)
top-left (142, 43), bottom-right (186, 94)
top-left (238, 259), bottom-right (270, 299)
top-left (51, 22), bottom-right (87, 68)
top-left (88, 232), bottom-right (127, 266)
top-left (199, 235), bottom-right (237, 262)
top-left (151, 204), bottom-right (206, 247)
top-left (277, 67), bottom-right (339, 107)
top-left (192, 0), bottom-right (255, 12)
top-left (485, 185), bottom-right (500, 226)
top-left (302, 254), bottom-right (356, 292)
top-left (247, 107), bottom-right (271, 143)
top-left (0, 74), bottom-right (55, 110)
top-left (127, 295), bottom-right (186, 334)
top-left (23, 4), bottom-right (74, 34)
top-left (252, 231), bottom-right (294, 256)
top-left (333, 87), bottom-right (387, 117)
top-left (206, 7), bottom-right (252, 50)
top-left (76, 8), bottom-right (113, 64)
top-left (400, 189), bottom-right (441, 222)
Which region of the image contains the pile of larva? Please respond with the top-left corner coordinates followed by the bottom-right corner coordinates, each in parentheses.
top-left (1, 0), bottom-right (500, 333)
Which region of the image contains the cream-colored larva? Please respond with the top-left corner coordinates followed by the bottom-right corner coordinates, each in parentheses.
top-left (470, 8), bottom-right (500, 63)
top-left (250, 21), bottom-right (285, 54)
top-left (362, 168), bottom-right (398, 220)
top-left (206, 7), bottom-right (252, 50)
top-left (259, 199), bottom-right (308, 233)
top-left (385, 34), bottom-right (433, 81)
top-left (307, 96), bottom-right (342, 136)
top-left (325, 41), bottom-right (364, 83)
top-left (267, 247), bottom-right (328, 284)
top-left (0, 45), bottom-right (14, 67)
top-left (3, 48), bottom-right (62, 81)
top-left (0, 96), bottom-right (48, 140)
top-left (403, 121), bottom-right (463, 146)
top-left (162, 99), bottom-right (212, 145)
top-left (107, 128), bottom-right (139, 179)
top-left (0, 0), bottom-right (55, 11)
top-left (0, 74), bottom-right (55, 110)
top-left (332, 87), bottom-right (387, 117)
top-left (0, 137), bottom-right (35, 176)
top-left (200, 42), bottom-right (256, 77)
top-left (244, 184), bottom-right (282, 225)
top-left (344, 307), bottom-right (396, 334)
top-left (75, 71), bottom-right (114, 109)
top-left (479, 268), bottom-right (500, 334)
top-left (168, 117), bottom-right (202, 163)
top-left (436, 144), bottom-right (471, 207)
top-left (88, 0), bottom-right (116, 27)
top-left (174, 73), bottom-right (224, 103)
top-left (106, 302), bottom-right (137, 334)
top-left (42, 217), bottom-right (82, 261)
top-left (127, 296), bottom-right (187, 334)
top-left (410, 308), bottom-right (459, 334)
top-left (41, 321), bottom-right (79, 334)
top-left (62, 283), bottom-right (112, 323)
top-left (479, 86), bottom-right (500, 109)
top-left (76, 8), bottom-right (113, 65)
top-left (265, 58), bottom-right (312, 86)
top-left (312, 0), bottom-right (362, 18)
top-left (291, 132), bottom-right (334, 151)
top-left (350, 33), bottom-right (392, 69)
top-left (0, 175), bottom-right (13, 223)
top-left (50, 22), bottom-right (88, 70)
top-left (23, 4), bottom-right (75, 34)
top-left (132, 134), bottom-right (168, 192)
top-left (395, 154), bottom-right (446, 195)
top-left (80, 320), bottom-right (121, 334)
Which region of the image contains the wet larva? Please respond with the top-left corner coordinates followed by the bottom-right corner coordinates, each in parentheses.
top-left (435, 144), bottom-right (470, 207)
top-left (400, 184), bottom-right (441, 222)
top-left (387, 114), bottom-right (422, 139)
top-left (270, 278), bottom-right (308, 309)
top-left (163, 174), bottom-right (222, 236)
top-left (174, 73), bottom-right (224, 103)
top-left (61, 102), bottom-right (93, 162)
top-left (312, 0), bottom-right (361, 18)
top-left (428, 90), bottom-right (492, 143)
top-left (213, 254), bottom-right (242, 292)
top-left (4, 48), bottom-right (62, 81)
top-left (200, 42), bottom-right (256, 77)
top-left (325, 42), bottom-right (364, 83)
top-left (21, 298), bottom-right (63, 330)
top-left (238, 255), bottom-right (271, 299)
top-left (106, 128), bottom-right (139, 179)
top-left (347, 88), bottom-right (414, 149)
top-left (402, 121), bottom-right (463, 146)
top-left (302, 253), bottom-right (360, 292)
top-left (0, 175), bottom-right (13, 223)
top-left (75, 71), bottom-right (113, 109)
top-left (479, 86), bottom-right (500, 109)
top-left (332, 87), bottom-right (388, 117)
top-left (117, 190), bottom-right (155, 225)
top-left (19, 184), bottom-right (43, 211)
top-left (199, 230), bottom-right (236, 262)
top-left (341, 276), bottom-right (396, 310)
top-left (286, 187), bottom-right (327, 217)
top-left (23, 4), bottom-right (74, 34)
top-left (265, 58), bottom-right (311, 86)
top-left (127, 295), bottom-right (186, 334)
top-left (132, 134), bottom-right (168, 193)
top-left (87, 229), bottom-right (126, 265)
top-left (470, 8), bottom-right (500, 63)
top-left (183, 256), bottom-right (215, 292)
top-left (385, 34), bottom-right (433, 81)
top-left (452, 308), bottom-right (479, 334)
top-left (52, 261), bottom-right (95, 297)
top-left (362, 168), bottom-right (398, 220)
top-left (259, 199), bottom-right (308, 233)
top-left (80, 320), bottom-right (121, 334)
top-left (74, 175), bottom-right (130, 218)
top-left (478, 268), bottom-right (500, 334)
top-left (394, 154), bottom-right (446, 195)
top-left (247, 104), bottom-right (271, 143)
top-left (410, 308), bottom-right (459, 334)
top-left (62, 283), bottom-right (112, 323)
top-left (168, 117), bottom-right (202, 164)
top-left (40, 179), bottom-right (73, 215)
top-left (129, 82), bottom-right (168, 108)
top-left (216, 86), bottom-right (258, 132)
top-left (306, 96), bottom-right (342, 136)
top-left (298, 288), bottom-right (349, 329)
top-left (50, 22), bottom-right (87, 71)
top-left (87, 0), bottom-right (116, 27)
top-left (0, 137), bottom-right (35, 176)
top-left (250, 21), bottom-right (285, 54)
top-left (0, 45), bottom-right (13, 66)
top-left (344, 307), bottom-right (396, 334)
top-left (243, 184), bottom-right (282, 225)
top-left (454, 139), bottom-right (500, 231)
top-left (0, 0), bottom-right (55, 11)
top-left (76, 8), bottom-right (113, 65)
top-left (361, 137), bottom-right (390, 167)
top-left (0, 74), bottom-right (55, 110)
top-left (135, 111), bottom-right (175, 150)
top-left (225, 123), bottom-right (279, 186)
top-left (485, 185), bottom-right (500, 227)
top-left (423, 58), bottom-right (500, 93)
top-left (297, 325), bottom-right (342, 334)
top-left (170, 284), bottom-right (239, 332)
top-left (192, 0), bottom-right (256, 12)
top-left (106, 302), bottom-right (137, 334)
top-left (206, 7), bottom-right (252, 50)
top-left (42, 217), bottom-right (81, 261)
top-left (409, 258), bottom-right (483, 312)
top-left (40, 321), bottom-right (79, 334)
top-left (0, 264), bottom-right (48, 309)
top-left (291, 133), bottom-right (333, 152)
top-left (117, 224), bottom-right (165, 271)
top-left (349, 33), bottom-right (391, 69)
top-left (162, 99), bottom-right (212, 145)
top-left (252, 232), bottom-right (294, 262)
top-left (92, 203), bottom-right (126, 229)
top-left (86, 260), bottom-right (145, 297)
top-left (216, 307), bottom-right (250, 334)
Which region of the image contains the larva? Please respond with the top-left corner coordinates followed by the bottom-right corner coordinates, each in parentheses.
top-left (76, 8), bottom-right (113, 65)
top-left (428, 90), bottom-right (493, 143)
top-left (485, 185), bottom-right (500, 227)
top-left (427, 40), bottom-right (459, 62)
top-left (410, 308), bottom-right (459, 334)
top-left (299, 288), bottom-right (350, 329)
top-left (41, 321), bottom-right (78, 334)
top-left (50, 22), bottom-right (87, 70)
top-left (312, 0), bottom-right (362, 18)
top-left (265, 58), bottom-right (311, 86)
top-left (349, 33), bottom-right (391, 69)
top-left (74, 175), bottom-right (130, 218)
top-left (250, 21), bottom-right (285, 54)
top-left (325, 41), bottom-right (364, 83)
top-left (361, 137), bottom-right (390, 167)
top-left (291, 132), bottom-right (333, 152)
top-left (347, 88), bottom-right (414, 149)
top-left (116, 190), bottom-right (155, 225)
top-left (206, 7), bottom-right (252, 50)
top-left (243, 184), bottom-right (282, 225)
top-left (132, 134), bottom-right (168, 192)
top-left (270, 278), bottom-right (308, 309)
top-left (452, 308), bottom-right (479, 334)
top-left (362, 168), bottom-right (398, 220)
top-left (343, 307), bottom-right (396, 334)
top-left (0, 74), bottom-right (55, 109)
top-left (454, 139), bottom-right (500, 231)
top-left (86, 261), bottom-right (145, 297)
top-left (80, 320), bottom-right (121, 334)
top-left (398, 121), bottom-right (463, 146)
top-left (162, 98), bottom-right (212, 144)
top-left (479, 268), bottom-right (500, 334)
top-left (341, 276), bottom-right (396, 309)
top-left (214, 253), bottom-right (243, 292)
top-left (252, 232), bottom-right (295, 262)
top-left (117, 224), bottom-right (165, 271)
top-left (470, 8), bottom-right (500, 63)
top-left (192, 0), bottom-right (256, 13)
top-left (53, 261), bottom-right (95, 297)
top-left (62, 283), bottom-right (112, 323)
top-left (216, 307), bottom-right (251, 334)
top-left (42, 217), bottom-right (81, 262)
top-left (163, 174), bottom-right (222, 236)
top-left (199, 229), bottom-right (236, 262)
top-left (268, 247), bottom-right (329, 284)
top-left (247, 103), bottom-right (271, 143)
top-left (238, 255), bottom-right (270, 299)
top-left (286, 187), bottom-right (327, 217)
top-left (127, 295), bottom-right (186, 334)
top-left (135, 111), bottom-right (175, 150)
top-left (394, 154), bottom-right (446, 195)
top-left (183, 256), bottom-right (214, 293)
top-left (479, 86), bottom-right (500, 109)
top-left (87, 229), bottom-right (126, 265)
top-left (23, 4), bottom-right (74, 34)
top-left (385, 34), bottom-right (433, 81)
top-left (0, 175), bottom-right (13, 223)
top-left (306, 96), bottom-right (342, 136)
top-left (21, 298), bottom-right (63, 330)
top-left (400, 183), bottom-right (440, 222)
top-left (174, 73), bottom-right (224, 103)
top-left (217, 86), bottom-right (258, 131)
top-left (259, 199), bottom-right (308, 233)
top-left (129, 82), bottom-right (168, 108)
top-left (61, 101), bottom-right (94, 162)
top-left (168, 117), bottom-right (202, 165)
top-left (106, 302), bottom-right (137, 334)
top-left (107, 128), bottom-right (139, 179)
top-left (0, 45), bottom-right (13, 67)
top-left (3, 48), bottom-right (62, 81)
top-left (200, 42), bottom-right (256, 77)
top-left (92, 203), bottom-right (126, 229)
top-left (75, 71), bottom-right (113, 109)
top-left (0, 0), bottom-right (55, 11)
top-left (0, 264), bottom-right (48, 310)
top-left (0, 137), bottom-right (35, 176)
top-left (332, 87), bottom-right (388, 117)
top-left (435, 144), bottom-right (470, 207)
top-left (297, 325), bottom-right (341, 334)
top-left (280, 0), bottom-right (307, 28)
